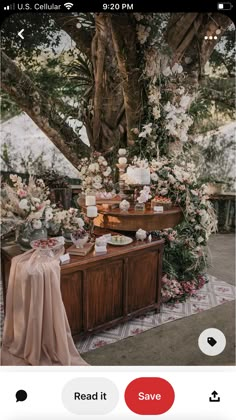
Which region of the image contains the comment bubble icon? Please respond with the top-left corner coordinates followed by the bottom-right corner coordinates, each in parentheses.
top-left (16, 390), bottom-right (27, 402)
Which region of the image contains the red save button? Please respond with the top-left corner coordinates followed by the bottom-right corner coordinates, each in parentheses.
top-left (125, 377), bottom-right (175, 415)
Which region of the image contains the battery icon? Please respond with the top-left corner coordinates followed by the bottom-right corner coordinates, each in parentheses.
top-left (217, 2), bottom-right (233, 10)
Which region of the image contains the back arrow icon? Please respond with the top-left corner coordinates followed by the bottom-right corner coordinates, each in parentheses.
top-left (18, 29), bottom-right (24, 39)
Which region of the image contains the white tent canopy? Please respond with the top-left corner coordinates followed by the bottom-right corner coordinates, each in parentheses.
top-left (1, 112), bottom-right (89, 177)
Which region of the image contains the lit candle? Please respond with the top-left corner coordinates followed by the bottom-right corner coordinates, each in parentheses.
top-left (87, 206), bottom-right (98, 218)
top-left (85, 195), bottom-right (96, 206)
top-left (118, 157), bottom-right (127, 165)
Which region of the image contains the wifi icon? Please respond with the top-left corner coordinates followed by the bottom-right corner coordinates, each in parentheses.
top-left (64, 2), bottom-right (74, 9)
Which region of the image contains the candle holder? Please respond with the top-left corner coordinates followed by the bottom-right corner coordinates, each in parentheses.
top-left (86, 205), bottom-right (98, 241)
top-left (116, 151), bottom-right (128, 199)
top-left (88, 217), bottom-right (96, 241)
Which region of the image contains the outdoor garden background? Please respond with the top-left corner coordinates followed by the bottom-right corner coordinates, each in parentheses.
top-left (1, 12), bottom-right (235, 303)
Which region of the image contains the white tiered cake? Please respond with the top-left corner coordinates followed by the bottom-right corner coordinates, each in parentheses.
top-left (126, 167), bottom-right (150, 185)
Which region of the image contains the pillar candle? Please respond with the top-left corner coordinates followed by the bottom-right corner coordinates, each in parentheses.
top-left (118, 157), bottom-right (127, 165)
top-left (87, 206), bottom-right (98, 218)
top-left (118, 148), bottom-right (127, 156)
top-left (85, 195), bottom-right (96, 206)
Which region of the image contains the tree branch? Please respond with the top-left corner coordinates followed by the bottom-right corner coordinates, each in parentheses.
top-left (1, 50), bottom-right (90, 169)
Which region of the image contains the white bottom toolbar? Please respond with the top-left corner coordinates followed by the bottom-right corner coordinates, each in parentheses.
top-left (0, 366), bottom-right (235, 419)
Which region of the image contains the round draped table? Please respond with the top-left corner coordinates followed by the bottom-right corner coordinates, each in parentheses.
top-left (94, 207), bottom-right (183, 232)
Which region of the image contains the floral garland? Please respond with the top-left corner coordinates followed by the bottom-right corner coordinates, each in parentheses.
top-left (126, 156), bottom-right (217, 302)
top-left (131, 13), bottom-right (195, 159)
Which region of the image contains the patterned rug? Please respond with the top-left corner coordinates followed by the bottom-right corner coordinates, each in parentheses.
top-left (75, 275), bottom-right (235, 354)
top-left (1, 275), bottom-right (235, 353)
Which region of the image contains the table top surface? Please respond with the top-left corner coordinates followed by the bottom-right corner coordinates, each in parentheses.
top-left (1, 237), bottom-right (164, 270)
top-left (97, 206), bottom-right (182, 217)
top-left (209, 193), bottom-right (236, 200)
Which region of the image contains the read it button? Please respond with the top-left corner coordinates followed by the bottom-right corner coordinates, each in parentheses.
top-left (125, 377), bottom-right (175, 415)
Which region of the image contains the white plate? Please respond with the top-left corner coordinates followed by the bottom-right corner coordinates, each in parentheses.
top-left (107, 236), bottom-right (133, 246)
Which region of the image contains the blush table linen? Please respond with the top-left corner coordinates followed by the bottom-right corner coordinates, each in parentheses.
top-left (1, 249), bottom-right (88, 366)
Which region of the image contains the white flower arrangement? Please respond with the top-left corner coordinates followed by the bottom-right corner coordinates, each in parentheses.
top-left (78, 153), bottom-right (114, 193)
top-left (137, 186), bottom-right (152, 203)
top-left (1, 175), bottom-right (53, 230)
top-left (52, 207), bottom-right (85, 233)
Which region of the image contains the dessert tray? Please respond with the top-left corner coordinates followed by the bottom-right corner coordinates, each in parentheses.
top-left (107, 235), bottom-right (133, 246)
top-left (31, 236), bottom-right (65, 250)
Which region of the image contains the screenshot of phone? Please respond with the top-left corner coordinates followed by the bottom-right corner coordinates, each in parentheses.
top-left (0, 0), bottom-right (235, 418)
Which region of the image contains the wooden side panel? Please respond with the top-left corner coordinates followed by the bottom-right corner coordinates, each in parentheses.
top-left (127, 250), bottom-right (158, 313)
top-left (85, 260), bottom-right (123, 330)
top-left (60, 271), bottom-right (83, 336)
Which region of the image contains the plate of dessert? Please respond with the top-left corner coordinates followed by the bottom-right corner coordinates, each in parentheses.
top-left (107, 235), bottom-right (133, 246)
top-left (31, 237), bottom-right (65, 250)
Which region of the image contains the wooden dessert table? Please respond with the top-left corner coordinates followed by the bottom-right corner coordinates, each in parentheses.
top-left (95, 207), bottom-right (183, 231)
top-left (1, 238), bottom-right (164, 340)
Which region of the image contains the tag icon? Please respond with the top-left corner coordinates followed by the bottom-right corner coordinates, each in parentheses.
top-left (207, 337), bottom-right (217, 347)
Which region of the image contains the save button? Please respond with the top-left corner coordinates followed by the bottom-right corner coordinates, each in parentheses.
top-left (125, 377), bottom-right (175, 415)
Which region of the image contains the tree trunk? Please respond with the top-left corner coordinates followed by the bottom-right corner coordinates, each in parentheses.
top-left (110, 14), bottom-right (143, 146)
top-left (1, 50), bottom-right (89, 169)
top-left (86, 14), bottom-right (127, 152)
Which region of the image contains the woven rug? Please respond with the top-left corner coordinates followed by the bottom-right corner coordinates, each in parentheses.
top-left (75, 275), bottom-right (235, 354)
top-left (1, 275), bottom-right (235, 354)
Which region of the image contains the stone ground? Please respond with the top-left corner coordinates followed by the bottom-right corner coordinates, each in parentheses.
top-left (83, 233), bottom-right (235, 366)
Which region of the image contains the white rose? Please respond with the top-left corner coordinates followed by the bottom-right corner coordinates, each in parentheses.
top-left (32, 220), bottom-right (42, 230)
top-left (151, 173), bottom-right (158, 182)
top-left (19, 199), bottom-right (29, 210)
top-left (168, 174), bottom-right (176, 184)
top-left (45, 208), bottom-right (53, 221)
top-left (93, 182), bottom-right (102, 190)
top-left (172, 63), bottom-right (183, 74)
top-left (88, 163), bottom-right (95, 172)
top-left (103, 167), bottom-right (112, 177)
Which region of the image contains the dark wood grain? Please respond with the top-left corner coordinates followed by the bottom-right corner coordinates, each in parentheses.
top-left (94, 207), bottom-right (183, 231)
top-left (60, 271), bottom-right (83, 335)
top-left (127, 250), bottom-right (158, 313)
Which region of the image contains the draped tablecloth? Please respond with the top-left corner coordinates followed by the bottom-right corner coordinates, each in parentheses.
top-left (1, 249), bottom-right (88, 366)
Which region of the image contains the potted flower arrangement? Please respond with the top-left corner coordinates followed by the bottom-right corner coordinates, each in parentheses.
top-left (71, 228), bottom-right (89, 248)
top-left (1, 174), bottom-right (55, 249)
top-left (52, 207), bottom-right (87, 241)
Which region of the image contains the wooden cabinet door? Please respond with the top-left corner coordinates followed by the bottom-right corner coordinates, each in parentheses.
top-left (84, 260), bottom-right (123, 330)
top-left (60, 271), bottom-right (83, 336)
top-left (127, 250), bottom-right (159, 313)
